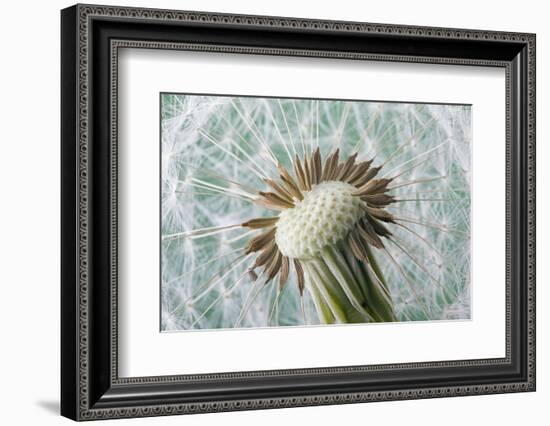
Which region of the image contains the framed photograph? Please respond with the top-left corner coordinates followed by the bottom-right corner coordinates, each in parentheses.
top-left (61, 4), bottom-right (536, 421)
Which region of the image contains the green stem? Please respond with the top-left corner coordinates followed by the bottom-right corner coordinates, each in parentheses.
top-left (302, 242), bottom-right (396, 324)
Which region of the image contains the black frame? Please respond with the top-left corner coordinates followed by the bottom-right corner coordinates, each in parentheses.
top-left (61, 4), bottom-right (536, 421)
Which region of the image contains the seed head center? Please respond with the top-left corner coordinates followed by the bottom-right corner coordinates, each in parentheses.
top-left (275, 181), bottom-right (363, 260)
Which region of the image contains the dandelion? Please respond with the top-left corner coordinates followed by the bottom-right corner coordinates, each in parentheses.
top-left (161, 96), bottom-right (471, 330)
top-left (239, 149), bottom-right (401, 323)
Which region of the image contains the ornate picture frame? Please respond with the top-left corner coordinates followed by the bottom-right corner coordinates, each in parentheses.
top-left (61, 4), bottom-right (535, 421)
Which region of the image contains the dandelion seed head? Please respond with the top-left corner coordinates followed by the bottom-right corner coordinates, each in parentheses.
top-left (275, 181), bottom-right (363, 260)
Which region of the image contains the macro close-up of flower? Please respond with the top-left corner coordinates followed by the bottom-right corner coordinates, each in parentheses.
top-left (160, 95), bottom-right (471, 331)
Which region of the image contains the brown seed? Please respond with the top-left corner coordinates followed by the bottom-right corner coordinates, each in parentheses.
top-left (259, 191), bottom-right (295, 209)
top-left (328, 148), bottom-right (340, 180)
top-left (347, 159), bottom-right (373, 184)
top-left (252, 241), bottom-right (277, 268)
top-left (353, 165), bottom-right (382, 188)
top-left (353, 178), bottom-right (393, 196)
top-left (333, 163), bottom-right (344, 180)
top-left (294, 259), bottom-right (305, 296)
top-left (303, 155), bottom-right (312, 190)
top-left (365, 206), bottom-right (395, 223)
top-left (367, 216), bottom-right (393, 237)
top-left (349, 232), bottom-right (369, 262)
top-left (279, 256), bottom-right (290, 290)
top-left (255, 199), bottom-right (287, 212)
top-left (313, 147), bottom-right (323, 184)
top-left (337, 152), bottom-right (358, 181)
top-left (356, 219), bottom-right (384, 249)
top-left (293, 155), bottom-right (307, 191)
top-left (242, 217), bottom-right (279, 229)
top-left (263, 178), bottom-right (295, 203)
top-left (361, 193), bottom-right (395, 207)
top-left (246, 228), bottom-right (276, 254)
top-left (265, 250), bottom-right (283, 284)
top-left (278, 164), bottom-right (304, 201)
top-left (321, 148), bottom-right (340, 181)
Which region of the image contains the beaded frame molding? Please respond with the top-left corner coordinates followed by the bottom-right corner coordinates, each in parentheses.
top-left (61, 3), bottom-right (536, 421)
